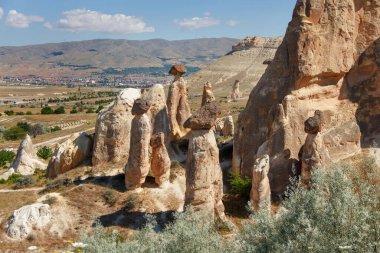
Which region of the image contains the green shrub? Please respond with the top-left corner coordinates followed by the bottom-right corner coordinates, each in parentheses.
top-left (15, 111), bottom-right (25, 115)
top-left (41, 106), bottom-right (54, 114)
top-left (86, 107), bottom-right (95, 113)
top-left (13, 176), bottom-right (34, 189)
top-left (3, 126), bottom-right (27, 140)
top-left (37, 146), bottom-right (53, 160)
top-left (102, 191), bottom-right (117, 207)
top-left (1, 173), bottom-right (23, 185)
top-left (26, 111), bottom-right (33, 115)
top-left (49, 126), bottom-right (61, 132)
top-left (96, 105), bottom-right (104, 113)
top-left (228, 172), bottom-right (251, 198)
top-left (4, 110), bottom-right (14, 116)
top-left (70, 109), bottom-right (78, 114)
top-left (17, 121), bottom-right (30, 132)
top-left (0, 150), bottom-right (15, 167)
top-left (54, 106), bottom-right (65, 114)
top-left (239, 162), bottom-right (380, 253)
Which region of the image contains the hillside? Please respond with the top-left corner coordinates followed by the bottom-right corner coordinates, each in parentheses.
top-left (0, 38), bottom-right (239, 78)
top-left (188, 36), bottom-right (282, 98)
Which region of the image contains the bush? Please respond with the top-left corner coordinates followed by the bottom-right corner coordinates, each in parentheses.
top-left (86, 107), bottom-right (95, 113)
top-left (15, 112), bottom-right (25, 115)
top-left (42, 178), bottom-right (73, 193)
top-left (228, 172), bottom-right (251, 198)
top-left (3, 126), bottom-right (27, 140)
top-left (0, 150), bottom-right (15, 167)
top-left (239, 162), bottom-right (380, 252)
top-left (70, 109), bottom-right (78, 114)
top-left (102, 191), bottom-right (117, 207)
top-left (13, 176), bottom-right (34, 189)
top-left (96, 105), bottom-right (104, 113)
top-left (17, 121), bottom-right (30, 132)
top-left (26, 111), bottom-right (33, 115)
top-left (49, 126), bottom-right (61, 132)
top-left (4, 110), bottom-right (14, 116)
top-left (28, 123), bottom-right (45, 138)
top-left (37, 146), bottom-right (53, 160)
top-left (0, 173), bottom-right (23, 185)
top-left (54, 106), bottom-right (65, 114)
top-left (41, 106), bottom-right (54, 114)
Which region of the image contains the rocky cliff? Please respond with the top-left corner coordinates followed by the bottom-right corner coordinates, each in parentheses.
top-left (233, 0), bottom-right (380, 195)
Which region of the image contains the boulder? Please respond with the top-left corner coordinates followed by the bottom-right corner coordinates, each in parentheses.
top-left (233, 0), bottom-right (379, 195)
top-left (47, 133), bottom-right (93, 179)
top-left (7, 203), bottom-right (50, 240)
top-left (92, 88), bottom-right (141, 166)
top-left (125, 100), bottom-right (151, 190)
top-left (184, 102), bottom-right (221, 130)
top-left (8, 135), bottom-right (46, 175)
top-left (150, 132), bottom-right (171, 188)
top-left (215, 116), bottom-right (234, 136)
top-left (184, 103), bottom-right (225, 221)
top-left (250, 154), bottom-right (271, 212)
top-left (201, 81), bottom-right (215, 107)
top-left (167, 65), bottom-right (191, 141)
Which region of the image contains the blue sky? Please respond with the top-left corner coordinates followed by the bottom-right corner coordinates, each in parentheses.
top-left (0, 0), bottom-right (295, 46)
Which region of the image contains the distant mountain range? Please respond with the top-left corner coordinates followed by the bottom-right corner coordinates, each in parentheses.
top-left (0, 38), bottom-right (239, 78)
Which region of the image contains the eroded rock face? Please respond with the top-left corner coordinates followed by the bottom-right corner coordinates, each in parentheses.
top-left (184, 102), bottom-right (221, 130)
top-left (8, 135), bottom-right (46, 175)
top-left (215, 116), bottom-right (234, 136)
top-left (7, 203), bottom-right (50, 240)
top-left (231, 36), bottom-right (283, 53)
top-left (47, 133), bottom-right (93, 179)
top-left (250, 154), bottom-right (271, 212)
top-left (167, 65), bottom-right (191, 141)
top-left (125, 100), bottom-right (151, 190)
top-left (228, 80), bottom-right (242, 101)
top-left (184, 104), bottom-right (225, 221)
top-left (150, 132), bottom-right (171, 188)
top-left (233, 0), bottom-right (379, 194)
top-left (301, 111), bottom-right (331, 185)
top-left (201, 81), bottom-right (215, 107)
top-left (92, 88), bottom-right (141, 165)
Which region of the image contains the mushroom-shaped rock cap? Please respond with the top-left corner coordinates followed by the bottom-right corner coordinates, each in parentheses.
top-left (132, 98), bottom-right (151, 116)
top-left (184, 102), bottom-right (221, 130)
top-left (169, 64), bottom-right (187, 76)
top-left (150, 132), bottom-right (165, 147)
top-left (304, 110), bottom-right (322, 134)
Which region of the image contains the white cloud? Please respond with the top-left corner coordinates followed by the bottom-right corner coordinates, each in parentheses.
top-left (49, 9), bottom-right (154, 34)
top-left (6, 10), bottom-right (44, 28)
top-left (175, 14), bottom-right (220, 29)
top-left (0, 8), bottom-right (4, 19)
top-left (226, 20), bottom-right (239, 27)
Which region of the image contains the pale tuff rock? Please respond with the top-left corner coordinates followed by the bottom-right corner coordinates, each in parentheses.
top-left (150, 132), bottom-right (171, 188)
top-left (184, 104), bottom-right (226, 221)
top-left (47, 133), bottom-right (93, 179)
top-left (215, 116), bottom-right (234, 136)
top-left (92, 88), bottom-right (141, 165)
top-left (231, 36), bottom-right (283, 53)
top-left (233, 0), bottom-right (379, 194)
top-left (167, 64), bottom-right (191, 142)
top-left (8, 135), bottom-right (46, 176)
top-left (250, 154), bottom-right (271, 212)
top-left (7, 203), bottom-right (50, 240)
top-left (301, 111), bottom-right (331, 185)
top-left (228, 80), bottom-right (242, 101)
top-left (201, 81), bottom-right (215, 107)
top-left (125, 99), bottom-right (152, 190)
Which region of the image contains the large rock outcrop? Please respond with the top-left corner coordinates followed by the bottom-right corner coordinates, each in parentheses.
top-left (7, 203), bottom-right (50, 240)
top-left (92, 88), bottom-right (141, 165)
top-left (167, 64), bottom-right (191, 142)
top-left (125, 99), bottom-right (152, 191)
top-left (184, 103), bottom-right (225, 221)
top-left (8, 135), bottom-right (46, 175)
top-left (233, 0), bottom-right (380, 195)
top-left (47, 133), bottom-right (93, 179)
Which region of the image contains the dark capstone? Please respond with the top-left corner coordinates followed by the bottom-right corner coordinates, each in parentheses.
top-left (184, 102), bottom-right (221, 130)
top-left (132, 99), bottom-right (151, 115)
top-left (168, 64), bottom-right (187, 76)
top-left (304, 110), bottom-right (322, 134)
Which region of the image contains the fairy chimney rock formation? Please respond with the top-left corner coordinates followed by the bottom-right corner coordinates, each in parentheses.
top-left (92, 88), bottom-right (141, 165)
top-left (215, 116), bottom-right (234, 136)
top-left (229, 80), bottom-right (242, 101)
top-left (47, 132), bottom-right (93, 179)
top-left (167, 64), bottom-right (191, 142)
top-left (201, 81), bottom-right (216, 107)
top-left (150, 132), bottom-right (171, 188)
top-left (250, 154), bottom-right (271, 212)
top-left (8, 135), bottom-right (46, 176)
top-left (233, 0), bottom-right (379, 195)
top-left (184, 103), bottom-right (226, 221)
top-left (301, 111), bottom-right (330, 185)
top-left (125, 99), bottom-right (152, 191)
